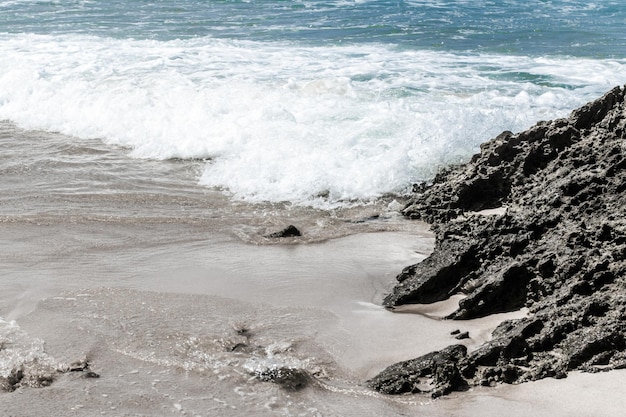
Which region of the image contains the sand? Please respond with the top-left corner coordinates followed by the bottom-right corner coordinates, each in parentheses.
top-left (2, 220), bottom-right (625, 417)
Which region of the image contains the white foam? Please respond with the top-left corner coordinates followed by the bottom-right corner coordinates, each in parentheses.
top-left (0, 317), bottom-right (57, 379)
top-left (1, 33), bottom-right (624, 207)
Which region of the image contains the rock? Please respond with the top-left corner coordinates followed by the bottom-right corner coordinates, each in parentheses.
top-left (373, 86), bottom-right (626, 395)
top-left (0, 368), bottom-right (24, 392)
top-left (266, 225), bottom-right (302, 238)
top-left (0, 358), bottom-right (104, 392)
top-left (255, 367), bottom-right (309, 391)
top-left (68, 360), bottom-right (90, 372)
top-left (0, 366), bottom-right (55, 392)
top-left (455, 331), bottom-right (470, 340)
top-left (367, 345), bottom-right (468, 397)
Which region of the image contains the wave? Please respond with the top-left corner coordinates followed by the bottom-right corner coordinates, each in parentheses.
top-left (1, 33), bottom-right (624, 207)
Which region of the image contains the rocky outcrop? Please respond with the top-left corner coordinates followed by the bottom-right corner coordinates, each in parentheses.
top-left (370, 86), bottom-right (626, 396)
top-left (369, 345), bottom-right (468, 397)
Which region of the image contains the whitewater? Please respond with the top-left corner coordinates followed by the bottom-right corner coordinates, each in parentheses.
top-left (1, 0), bottom-right (625, 206)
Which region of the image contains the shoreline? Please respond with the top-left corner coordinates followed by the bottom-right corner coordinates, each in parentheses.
top-left (3, 273), bottom-right (626, 416)
top-left (1, 192), bottom-right (625, 415)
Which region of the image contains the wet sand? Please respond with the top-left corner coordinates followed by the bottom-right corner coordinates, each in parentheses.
top-left (2, 221), bottom-right (625, 417)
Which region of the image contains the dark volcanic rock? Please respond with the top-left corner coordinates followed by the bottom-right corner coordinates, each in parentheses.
top-left (374, 86), bottom-right (626, 395)
top-left (455, 331), bottom-right (470, 340)
top-left (266, 225), bottom-right (302, 238)
top-left (368, 345), bottom-right (468, 397)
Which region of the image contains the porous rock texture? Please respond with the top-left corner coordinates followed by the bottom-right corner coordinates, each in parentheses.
top-left (369, 86), bottom-right (626, 396)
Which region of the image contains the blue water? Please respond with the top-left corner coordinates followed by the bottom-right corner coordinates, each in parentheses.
top-left (1, 0), bottom-right (625, 206)
top-left (2, 0), bottom-right (624, 56)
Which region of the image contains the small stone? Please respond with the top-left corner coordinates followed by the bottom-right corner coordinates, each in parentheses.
top-left (455, 332), bottom-right (470, 340)
top-left (68, 360), bottom-right (90, 372)
top-left (229, 342), bottom-right (250, 353)
top-left (255, 367), bottom-right (309, 391)
top-left (266, 225), bottom-right (302, 238)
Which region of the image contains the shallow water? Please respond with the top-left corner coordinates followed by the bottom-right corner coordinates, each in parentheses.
top-left (1, 123), bottom-right (439, 415)
top-left (8, 286), bottom-right (625, 417)
top-left (0, 121), bottom-right (421, 236)
top-left (2, 226), bottom-right (624, 417)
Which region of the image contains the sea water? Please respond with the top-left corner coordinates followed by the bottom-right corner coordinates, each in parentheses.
top-left (1, 0), bottom-right (625, 206)
top-left (1, 1), bottom-right (626, 416)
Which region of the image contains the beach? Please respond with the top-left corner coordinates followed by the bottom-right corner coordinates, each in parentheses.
top-left (3, 214), bottom-right (625, 417)
top-left (2, 122), bottom-right (626, 416)
top-left (2, 1), bottom-right (626, 415)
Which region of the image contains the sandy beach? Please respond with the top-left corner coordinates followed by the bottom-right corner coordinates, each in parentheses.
top-left (2, 0), bottom-right (626, 414)
top-left (2, 216), bottom-right (625, 416)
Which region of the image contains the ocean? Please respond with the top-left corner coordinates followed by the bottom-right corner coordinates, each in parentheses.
top-left (1, 1), bottom-right (626, 416)
top-left (2, 0), bottom-right (625, 206)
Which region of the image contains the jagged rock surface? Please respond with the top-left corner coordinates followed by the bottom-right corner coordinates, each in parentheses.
top-left (369, 345), bottom-right (469, 397)
top-left (370, 86), bottom-right (626, 396)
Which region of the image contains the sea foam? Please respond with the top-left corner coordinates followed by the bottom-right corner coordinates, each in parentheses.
top-left (1, 33), bottom-right (624, 207)
top-left (0, 317), bottom-right (58, 383)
